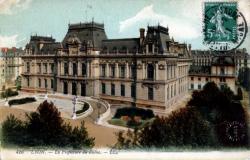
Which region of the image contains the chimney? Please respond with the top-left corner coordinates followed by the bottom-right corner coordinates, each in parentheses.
top-left (139, 28), bottom-right (145, 46)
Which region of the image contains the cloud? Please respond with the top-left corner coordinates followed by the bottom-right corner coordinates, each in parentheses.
top-left (119, 4), bottom-right (201, 40)
top-left (0, 0), bottom-right (32, 15)
top-left (0, 35), bottom-right (26, 48)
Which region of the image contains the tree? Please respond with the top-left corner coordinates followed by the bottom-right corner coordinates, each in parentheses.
top-left (115, 107), bottom-right (214, 149)
top-left (2, 100), bottom-right (95, 148)
top-left (187, 82), bottom-right (248, 147)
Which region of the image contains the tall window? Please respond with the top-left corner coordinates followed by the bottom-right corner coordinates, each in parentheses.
top-left (64, 62), bottom-right (68, 75)
top-left (110, 65), bottom-right (115, 77)
top-left (148, 44), bottom-right (152, 53)
top-left (82, 63), bottom-right (87, 76)
top-left (44, 63), bottom-right (47, 73)
top-left (131, 65), bottom-right (136, 79)
top-left (51, 79), bottom-right (54, 89)
top-left (38, 78), bottom-right (41, 87)
top-left (198, 84), bottom-right (201, 89)
top-left (102, 83), bottom-right (106, 94)
top-left (44, 79), bottom-right (47, 88)
top-left (120, 65), bottom-right (125, 78)
top-left (51, 64), bottom-right (54, 74)
top-left (101, 64), bottom-right (106, 77)
top-left (63, 82), bottom-right (68, 94)
top-left (81, 83), bottom-right (86, 96)
top-left (147, 64), bottom-right (154, 80)
top-left (27, 77), bottom-right (30, 87)
top-left (191, 83), bottom-right (194, 89)
top-left (72, 82), bottom-right (77, 95)
top-left (111, 83), bottom-right (115, 96)
top-left (27, 62), bottom-right (30, 73)
top-left (148, 86), bottom-right (153, 100)
top-left (73, 63), bottom-right (77, 76)
top-left (38, 63), bottom-right (41, 73)
top-left (131, 84), bottom-right (136, 98)
top-left (220, 67), bottom-right (225, 75)
top-left (121, 84), bottom-right (125, 96)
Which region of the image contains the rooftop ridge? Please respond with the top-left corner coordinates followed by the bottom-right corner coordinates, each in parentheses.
top-left (68, 21), bottom-right (104, 30)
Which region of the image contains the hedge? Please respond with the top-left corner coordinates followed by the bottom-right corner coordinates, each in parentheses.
top-left (76, 102), bottom-right (89, 115)
top-left (8, 97), bottom-right (36, 106)
top-left (113, 107), bottom-right (154, 120)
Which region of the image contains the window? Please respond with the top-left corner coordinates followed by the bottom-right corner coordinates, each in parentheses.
top-left (51, 64), bottom-right (54, 73)
top-left (73, 63), bottom-right (77, 76)
top-left (38, 78), bottom-right (41, 87)
top-left (63, 82), bottom-right (68, 94)
top-left (120, 65), bottom-right (125, 78)
top-left (64, 63), bottom-right (68, 75)
top-left (82, 63), bottom-right (87, 76)
top-left (51, 79), bottom-right (54, 89)
top-left (147, 64), bottom-right (154, 80)
top-left (81, 83), bottom-right (86, 96)
top-left (220, 67), bottom-right (225, 75)
top-left (121, 84), bottom-right (125, 96)
top-left (131, 84), bottom-right (136, 98)
top-left (198, 84), bottom-right (201, 89)
top-left (44, 63), bottom-right (47, 73)
top-left (27, 77), bottom-right (30, 87)
top-left (206, 77), bottom-right (209, 81)
top-left (110, 65), bottom-right (115, 77)
top-left (102, 83), bottom-right (106, 94)
top-left (148, 44), bottom-right (152, 53)
top-left (44, 79), bottom-right (47, 88)
top-left (101, 64), bottom-right (106, 77)
top-left (220, 78), bottom-right (226, 82)
top-left (191, 83), bottom-right (194, 89)
top-left (72, 82), bottom-right (77, 95)
top-left (111, 84), bottom-right (115, 96)
top-left (191, 77), bottom-right (194, 81)
top-left (131, 65), bottom-right (136, 78)
top-left (27, 62), bottom-right (30, 73)
top-left (38, 63), bottom-right (41, 73)
top-left (198, 77), bottom-right (201, 81)
top-left (148, 86), bottom-right (153, 100)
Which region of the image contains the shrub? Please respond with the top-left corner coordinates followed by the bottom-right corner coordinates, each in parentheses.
top-left (76, 102), bottom-right (89, 115)
top-left (115, 107), bottom-right (214, 149)
top-left (8, 97), bottom-right (36, 106)
top-left (113, 107), bottom-right (154, 120)
top-left (1, 114), bottom-right (27, 146)
top-left (1, 100), bottom-right (95, 148)
top-left (1, 88), bottom-right (18, 98)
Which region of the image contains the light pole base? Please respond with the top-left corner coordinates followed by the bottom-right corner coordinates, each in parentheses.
top-left (72, 113), bottom-right (77, 120)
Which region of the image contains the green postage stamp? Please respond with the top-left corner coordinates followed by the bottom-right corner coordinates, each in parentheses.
top-left (203, 1), bottom-right (247, 51)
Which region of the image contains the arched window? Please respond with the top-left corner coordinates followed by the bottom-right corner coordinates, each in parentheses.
top-left (147, 64), bottom-right (154, 80)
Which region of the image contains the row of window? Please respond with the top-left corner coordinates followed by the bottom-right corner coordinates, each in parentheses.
top-left (63, 63), bottom-right (87, 76)
top-left (38, 78), bottom-right (54, 89)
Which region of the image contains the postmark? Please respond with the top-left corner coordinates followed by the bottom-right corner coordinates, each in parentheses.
top-left (225, 121), bottom-right (246, 142)
top-left (203, 1), bottom-right (248, 51)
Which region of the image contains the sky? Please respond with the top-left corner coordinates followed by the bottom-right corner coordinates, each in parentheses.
top-left (0, 0), bottom-right (249, 51)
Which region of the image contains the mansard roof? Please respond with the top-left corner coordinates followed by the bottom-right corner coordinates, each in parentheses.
top-left (62, 22), bottom-right (107, 49)
top-left (102, 38), bottom-right (140, 52)
top-left (212, 56), bottom-right (235, 66)
top-left (189, 65), bottom-right (211, 75)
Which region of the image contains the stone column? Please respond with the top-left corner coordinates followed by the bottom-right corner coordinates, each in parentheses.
top-left (106, 63), bottom-right (109, 77)
top-left (115, 63), bottom-right (119, 78)
top-left (155, 63), bottom-right (158, 80)
top-left (69, 61), bottom-right (72, 75)
top-left (142, 63), bottom-right (145, 79)
top-left (78, 61), bottom-right (81, 76)
top-left (126, 63), bottom-right (129, 78)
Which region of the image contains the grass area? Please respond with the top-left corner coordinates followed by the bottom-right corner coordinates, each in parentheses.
top-left (108, 118), bottom-right (155, 129)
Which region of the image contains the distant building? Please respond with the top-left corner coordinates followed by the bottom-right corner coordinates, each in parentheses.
top-left (0, 47), bottom-right (23, 90)
top-left (21, 21), bottom-right (192, 109)
top-left (189, 49), bottom-right (249, 93)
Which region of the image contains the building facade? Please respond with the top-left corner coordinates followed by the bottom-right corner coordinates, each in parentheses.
top-left (0, 47), bottom-right (23, 91)
top-left (21, 21), bottom-right (192, 109)
top-left (189, 49), bottom-right (249, 93)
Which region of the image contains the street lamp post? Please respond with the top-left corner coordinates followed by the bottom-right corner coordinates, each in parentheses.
top-left (72, 95), bottom-right (77, 119)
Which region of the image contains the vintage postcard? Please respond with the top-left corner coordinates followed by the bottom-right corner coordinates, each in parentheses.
top-left (0, 0), bottom-right (249, 159)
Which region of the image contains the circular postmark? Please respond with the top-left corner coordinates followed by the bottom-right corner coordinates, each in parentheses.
top-left (203, 2), bottom-right (248, 51)
top-left (225, 121), bottom-right (246, 142)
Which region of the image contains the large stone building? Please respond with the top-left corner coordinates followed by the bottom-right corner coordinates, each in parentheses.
top-left (0, 47), bottom-right (23, 91)
top-left (21, 21), bottom-right (192, 109)
top-left (189, 49), bottom-right (249, 93)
